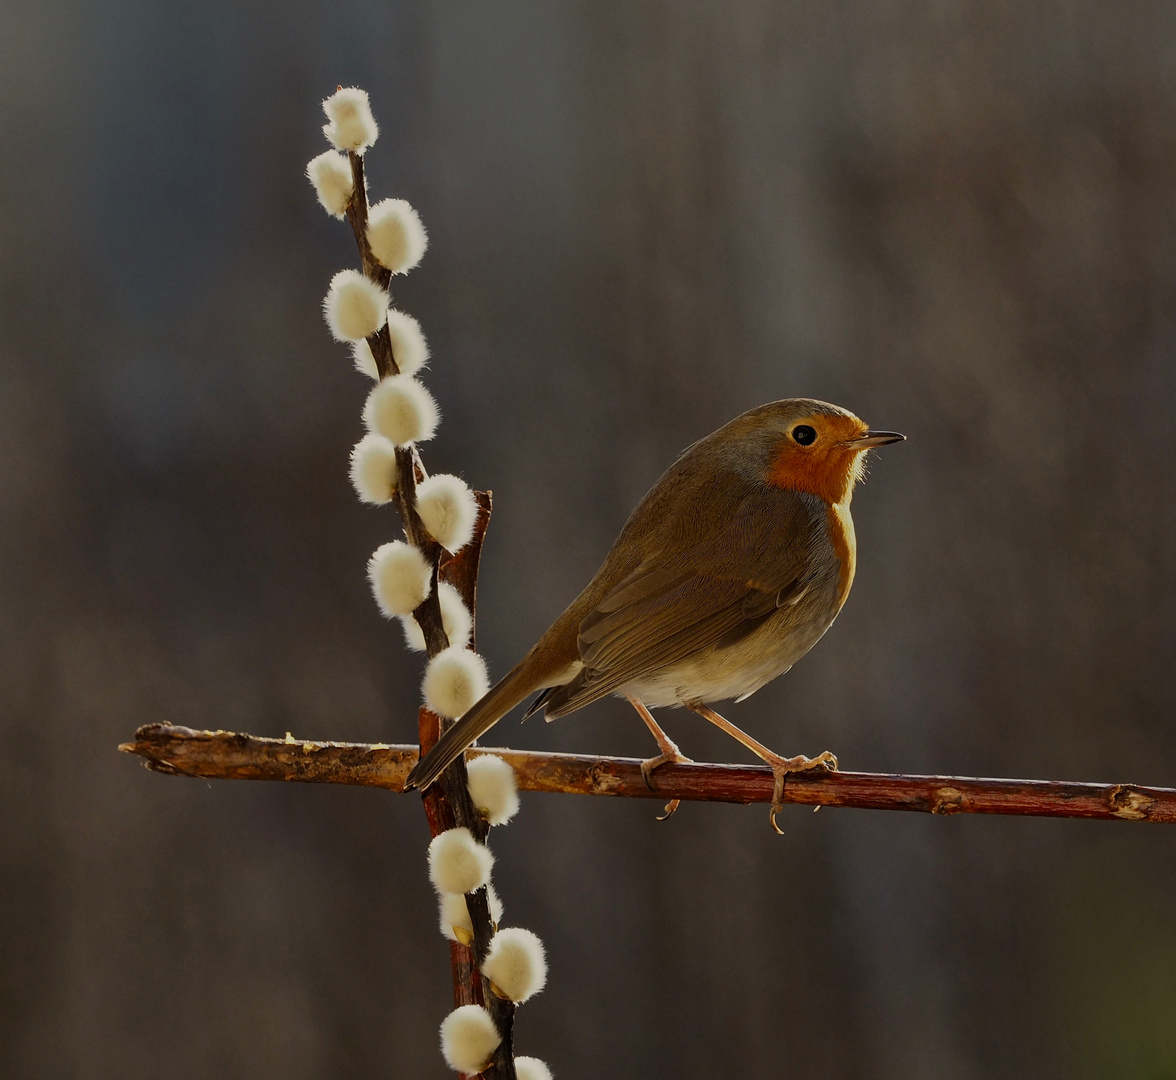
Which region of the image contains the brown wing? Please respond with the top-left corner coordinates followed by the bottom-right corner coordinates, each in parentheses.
top-left (541, 488), bottom-right (824, 718)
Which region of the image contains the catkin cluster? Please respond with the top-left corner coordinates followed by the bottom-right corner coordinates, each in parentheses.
top-left (307, 87), bottom-right (488, 722)
top-left (307, 87), bottom-right (551, 1079)
top-left (428, 758), bottom-right (550, 1077)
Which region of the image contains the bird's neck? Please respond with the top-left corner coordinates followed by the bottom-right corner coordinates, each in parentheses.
top-left (766, 447), bottom-right (864, 604)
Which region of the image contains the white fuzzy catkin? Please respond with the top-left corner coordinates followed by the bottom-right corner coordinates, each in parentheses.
top-left (305, 150), bottom-right (354, 218)
top-left (350, 310), bottom-right (429, 381)
top-left (323, 270), bottom-right (388, 343)
top-left (367, 541), bottom-right (431, 618)
top-left (439, 1005), bottom-right (501, 1075)
top-left (481, 928), bottom-right (547, 1003)
top-left (400, 581), bottom-right (472, 652)
top-left (427, 827), bottom-right (494, 896)
top-left (416, 474), bottom-right (478, 553)
top-left (385, 309), bottom-right (429, 375)
top-left (350, 310), bottom-right (430, 383)
top-left (466, 754), bottom-right (520, 826)
top-left (367, 198), bottom-right (428, 274)
top-left (321, 86), bottom-right (378, 154)
top-left (350, 339), bottom-right (379, 379)
top-left (349, 433), bottom-right (398, 505)
top-left (439, 883), bottom-right (503, 942)
top-left (515, 1058), bottom-right (554, 1080)
top-left (423, 647), bottom-right (489, 719)
top-left (362, 375), bottom-right (439, 446)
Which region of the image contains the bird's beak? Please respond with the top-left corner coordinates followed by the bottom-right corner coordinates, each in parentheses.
top-left (845, 430), bottom-right (905, 449)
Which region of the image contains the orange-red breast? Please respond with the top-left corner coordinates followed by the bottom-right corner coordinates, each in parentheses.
top-left (406, 398), bottom-right (904, 827)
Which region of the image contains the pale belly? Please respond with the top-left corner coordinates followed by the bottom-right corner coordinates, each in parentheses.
top-left (618, 581), bottom-right (844, 709)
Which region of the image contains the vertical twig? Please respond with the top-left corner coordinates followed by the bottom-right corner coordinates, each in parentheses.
top-left (342, 155), bottom-right (514, 1078)
top-left (440, 492), bottom-right (494, 652)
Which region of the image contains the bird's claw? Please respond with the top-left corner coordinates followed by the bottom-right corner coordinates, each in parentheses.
top-left (767, 750), bottom-right (839, 834)
top-left (639, 749), bottom-right (694, 792)
top-left (656, 799), bottom-right (681, 821)
top-left (779, 750), bottom-right (839, 774)
top-left (640, 749), bottom-right (692, 822)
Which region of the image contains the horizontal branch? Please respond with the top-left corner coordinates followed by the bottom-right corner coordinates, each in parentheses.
top-left (121, 724), bottom-right (1176, 823)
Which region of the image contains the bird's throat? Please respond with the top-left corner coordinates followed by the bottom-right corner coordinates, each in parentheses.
top-left (767, 444), bottom-right (864, 506)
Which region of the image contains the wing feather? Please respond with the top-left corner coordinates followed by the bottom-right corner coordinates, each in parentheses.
top-left (542, 489), bottom-right (825, 718)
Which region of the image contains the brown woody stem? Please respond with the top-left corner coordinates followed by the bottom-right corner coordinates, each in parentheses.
top-left (341, 152), bottom-right (511, 1077)
top-left (120, 727), bottom-right (1176, 824)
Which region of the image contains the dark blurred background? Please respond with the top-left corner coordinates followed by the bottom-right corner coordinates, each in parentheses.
top-left (3, 1), bottom-right (1176, 1076)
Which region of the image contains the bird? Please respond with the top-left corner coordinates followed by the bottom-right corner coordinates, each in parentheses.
top-left (405, 398), bottom-right (904, 829)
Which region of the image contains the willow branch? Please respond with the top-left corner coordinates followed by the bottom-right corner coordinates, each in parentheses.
top-left (342, 154), bottom-right (511, 1075)
top-left (120, 726), bottom-right (1176, 824)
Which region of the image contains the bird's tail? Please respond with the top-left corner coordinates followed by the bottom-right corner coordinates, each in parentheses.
top-left (405, 660), bottom-right (538, 791)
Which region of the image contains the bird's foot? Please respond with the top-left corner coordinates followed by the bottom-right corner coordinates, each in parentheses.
top-left (765, 751), bottom-right (838, 835)
top-left (639, 747), bottom-right (693, 822)
top-left (639, 747), bottom-right (694, 789)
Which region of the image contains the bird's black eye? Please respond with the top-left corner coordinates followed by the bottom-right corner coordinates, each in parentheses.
top-left (792, 425), bottom-right (817, 446)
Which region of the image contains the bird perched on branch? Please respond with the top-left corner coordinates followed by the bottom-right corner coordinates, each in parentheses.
top-left (406, 398), bottom-right (904, 829)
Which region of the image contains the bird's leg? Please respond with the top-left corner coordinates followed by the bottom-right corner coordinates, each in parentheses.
top-left (687, 702), bottom-right (837, 834)
top-left (626, 696), bottom-right (692, 820)
top-left (627, 696), bottom-right (692, 779)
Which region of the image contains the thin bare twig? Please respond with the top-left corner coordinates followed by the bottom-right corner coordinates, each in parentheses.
top-left (120, 726), bottom-right (1176, 824)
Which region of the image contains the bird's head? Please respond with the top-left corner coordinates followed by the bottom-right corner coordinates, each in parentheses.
top-left (733, 398), bottom-right (904, 505)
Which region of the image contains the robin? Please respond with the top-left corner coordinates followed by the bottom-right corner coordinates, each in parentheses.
top-left (406, 398), bottom-right (904, 829)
